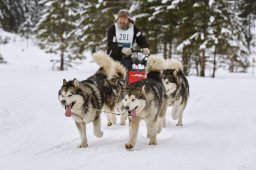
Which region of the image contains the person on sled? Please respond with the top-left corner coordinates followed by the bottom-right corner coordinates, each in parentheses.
top-left (107, 9), bottom-right (150, 71)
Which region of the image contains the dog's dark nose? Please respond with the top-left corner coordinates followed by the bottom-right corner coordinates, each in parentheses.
top-left (124, 106), bottom-right (130, 110)
top-left (61, 100), bottom-right (66, 105)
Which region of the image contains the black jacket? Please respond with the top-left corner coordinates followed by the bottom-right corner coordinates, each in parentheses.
top-left (107, 23), bottom-right (149, 62)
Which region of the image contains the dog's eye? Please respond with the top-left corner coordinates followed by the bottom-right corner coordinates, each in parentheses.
top-left (131, 99), bottom-right (136, 102)
top-left (68, 95), bottom-right (72, 97)
top-left (166, 81), bottom-right (169, 84)
top-left (124, 98), bottom-right (127, 102)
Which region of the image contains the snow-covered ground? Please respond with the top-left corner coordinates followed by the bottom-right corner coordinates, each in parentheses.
top-left (0, 33), bottom-right (256, 170)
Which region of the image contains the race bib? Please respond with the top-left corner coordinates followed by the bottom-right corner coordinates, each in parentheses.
top-left (115, 23), bottom-right (134, 48)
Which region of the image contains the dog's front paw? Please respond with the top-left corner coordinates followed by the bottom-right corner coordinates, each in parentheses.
top-left (125, 143), bottom-right (134, 150)
top-left (120, 121), bottom-right (126, 126)
top-left (77, 143), bottom-right (88, 148)
top-left (94, 130), bottom-right (103, 138)
top-left (176, 123), bottom-right (183, 126)
top-left (149, 141), bottom-right (157, 145)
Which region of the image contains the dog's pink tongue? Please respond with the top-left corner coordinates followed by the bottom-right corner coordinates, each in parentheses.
top-left (65, 104), bottom-right (72, 117)
top-left (131, 110), bottom-right (136, 119)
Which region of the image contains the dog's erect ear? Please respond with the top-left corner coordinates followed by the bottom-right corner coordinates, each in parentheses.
top-left (73, 78), bottom-right (79, 87)
top-left (140, 85), bottom-right (146, 94)
top-left (173, 70), bottom-right (179, 82)
top-left (173, 70), bottom-right (177, 77)
top-left (63, 79), bottom-right (67, 85)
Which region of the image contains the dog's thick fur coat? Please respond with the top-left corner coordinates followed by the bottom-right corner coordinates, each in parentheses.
top-left (162, 59), bottom-right (189, 126)
top-left (58, 51), bottom-right (126, 147)
top-left (123, 55), bottom-right (167, 149)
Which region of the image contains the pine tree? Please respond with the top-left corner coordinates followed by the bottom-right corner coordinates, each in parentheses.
top-left (75, 0), bottom-right (105, 53)
top-left (173, 0), bottom-right (249, 76)
top-left (19, 16), bottom-right (33, 40)
top-left (18, 0), bottom-right (41, 38)
top-left (0, 0), bottom-right (40, 33)
top-left (238, 0), bottom-right (256, 52)
top-left (175, 0), bottom-right (210, 76)
top-left (131, 0), bottom-right (161, 54)
top-left (35, 0), bottom-right (83, 70)
top-left (224, 0), bottom-right (249, 73)
top-left (0, 0), bottom-right (26, 32)
top-left (136, 0), bottom-right (179, 58)
top-left (173, 0), bottom-right (199, 75)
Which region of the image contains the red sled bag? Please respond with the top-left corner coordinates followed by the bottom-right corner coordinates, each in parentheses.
top-left (128, 69), bottom-right (146, 84)
top-left (127, 49), bottom-right (149, 84)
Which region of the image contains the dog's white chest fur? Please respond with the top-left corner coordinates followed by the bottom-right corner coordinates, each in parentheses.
top-left (137, 110), bottom-right (147, 118)
top-left (71, 103), bottom-right (95, 123)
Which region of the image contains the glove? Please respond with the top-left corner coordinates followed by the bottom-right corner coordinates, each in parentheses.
top-left (121, 48), bottom-right (132, 56)
top-left (142, 48), bottom-right (150, 55)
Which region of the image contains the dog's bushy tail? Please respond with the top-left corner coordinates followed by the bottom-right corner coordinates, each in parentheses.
top-left (166, 59), bottom-right (183, 71)
top-left (146, 55), bottom-right (165, 82)
top-left (146, 55), bottom-right (165, 73)
top-left (114, 61), bottom-right (127, 79)
top-left (92, 51), bottom-right (115, 79)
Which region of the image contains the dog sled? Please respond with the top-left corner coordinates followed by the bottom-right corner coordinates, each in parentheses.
top-left (128, 49), bottom-right (149, 84)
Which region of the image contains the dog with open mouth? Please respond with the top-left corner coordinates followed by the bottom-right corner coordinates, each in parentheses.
top-left (58, 51), bottom-right (127, 148)
top-left (123, 55), bottom-right (167, 150)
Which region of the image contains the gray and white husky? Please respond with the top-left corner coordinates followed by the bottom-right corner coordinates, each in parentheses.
top-left (123, 55), bottom-right (167, 150)
top-left (58, 51), bottom-right (127, 148)
top-left (162, 59), bottom-right (189, 126)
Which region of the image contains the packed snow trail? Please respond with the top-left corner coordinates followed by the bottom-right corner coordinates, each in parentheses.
top-left (0, 36), bottom-right (255, 170)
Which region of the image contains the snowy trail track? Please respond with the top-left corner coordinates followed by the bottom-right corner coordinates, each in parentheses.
top-left (0, 68), bottom-right (256, 170)
top-left (0, 37), bottom-right (255, 169)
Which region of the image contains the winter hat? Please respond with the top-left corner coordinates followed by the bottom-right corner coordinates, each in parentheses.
top-left (117, 9), bottom-right (130, 19)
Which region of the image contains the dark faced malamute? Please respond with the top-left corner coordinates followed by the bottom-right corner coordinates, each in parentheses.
top-left (123, 55), bottom-right (167, 150)
top-left (162, 59), bottom-right (189, 126)
top-left (58, 51), bottom-right (126, 148)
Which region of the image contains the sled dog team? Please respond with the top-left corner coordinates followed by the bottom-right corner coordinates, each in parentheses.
top-left (58, 51), bottom-right (189, 150)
